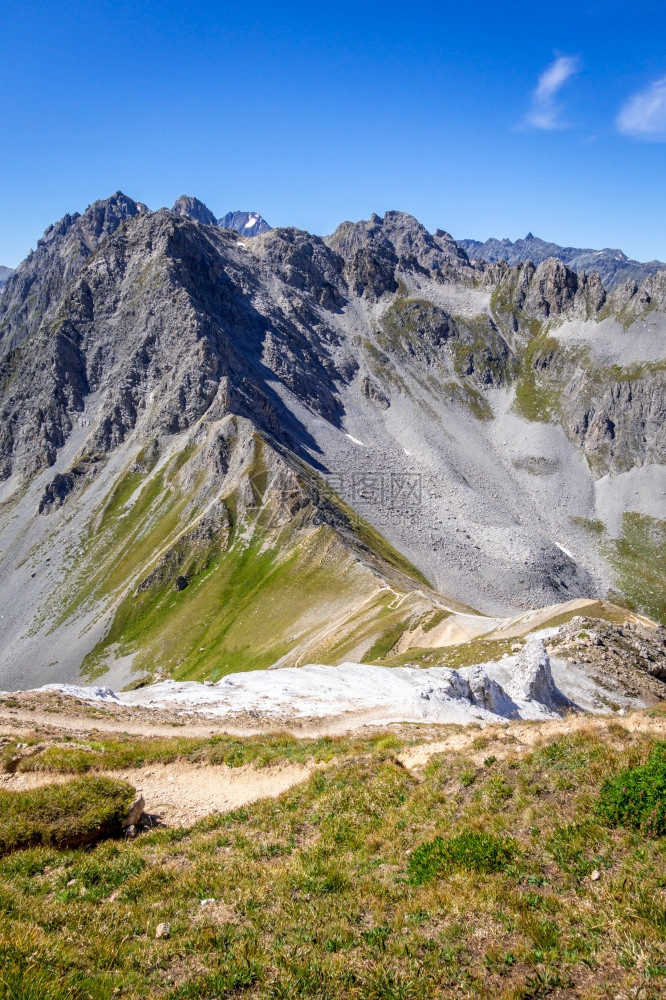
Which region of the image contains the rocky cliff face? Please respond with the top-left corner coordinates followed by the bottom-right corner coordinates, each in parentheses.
top-left (0, 195), bottom-right (663, 688)
top-left (459, 232), bottom-right (666, 290)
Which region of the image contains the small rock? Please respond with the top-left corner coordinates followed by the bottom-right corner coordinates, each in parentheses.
top-left (124, 795), bottom-right (145, 828)
top-left (155, 922), bottom-right (171, 939)
top-left (590, 870), bottom-right (601, 881)
top-left (125, 824), bottom-right (138, 839)
top-left (200, 898), bottom-right (216, 907)
top-left (66, 878), bottom-right (77, 887)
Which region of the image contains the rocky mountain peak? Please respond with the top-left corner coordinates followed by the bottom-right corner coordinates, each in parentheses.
top-left (0, 192), bottom-right (148, 358)
top-left (524, 257), bottom-right (583, 319)
top-left (219, 211), bottom-right (272, 236)
top-left (35, 191), bottom-right (146, 254)
top-left (171, 195), bottom-right (218, 227)
top-left (79, 191), bottom-right (148, 240)
top-left (327, 211), bottom-right (474, 299)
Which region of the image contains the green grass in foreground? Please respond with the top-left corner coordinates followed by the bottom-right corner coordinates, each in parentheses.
top-left (0, 723), bottom-right (665, 997)
top-left (0, 777), bottom-right (134, 855)
top-left (598, 742), bottom-right (666, 836)
top-left (407, 830), bottom-right (517, 884)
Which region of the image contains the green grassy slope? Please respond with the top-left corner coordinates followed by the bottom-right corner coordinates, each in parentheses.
top-left (607, 513), bottom-right (666, 625)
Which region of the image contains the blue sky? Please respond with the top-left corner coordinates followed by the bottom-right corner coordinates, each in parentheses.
top-left (1, 0), bottom-right (665, 266)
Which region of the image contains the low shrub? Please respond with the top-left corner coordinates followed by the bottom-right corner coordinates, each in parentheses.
top-left (598, 743), bottom-right (666, 837)
top-left (0, 776), bottom-right (135, 854)
top-left (407, 829), bottom-right (516, 884)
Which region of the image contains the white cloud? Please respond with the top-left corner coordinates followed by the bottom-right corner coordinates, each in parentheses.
top-left (524, 54), bottom-right (582, 130)
top-left (617, 76), bottom-right (666, 140)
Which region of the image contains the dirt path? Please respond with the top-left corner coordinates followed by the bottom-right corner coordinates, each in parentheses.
top-left (2, 692), bottom-right (664, 828)
top-left (398, 709), bottom-right (666, 770)
top-left (0, 700), bottom-right (422, 740)
top-left (0, 759), bottom-right (315, 827)
top-left (0, 706), bottom-right (256, 739)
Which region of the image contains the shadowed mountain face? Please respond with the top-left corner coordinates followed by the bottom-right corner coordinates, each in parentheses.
top-left (0, 194), bottom-right (663, 689)
top-left (219, 211), bottom-right (272, 236)
top-left (458, 233), bottom-right (666, 290)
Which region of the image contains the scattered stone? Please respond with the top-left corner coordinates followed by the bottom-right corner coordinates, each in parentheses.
top-left (590, 870), bottom-right (601, 881)
top-left (125, 824), bottom-right (137, 839)
top-left (200, 898), bottom-right (216, 907)
top-left (155, 922), bottom-right (171, 939)
top-left (360, 374), bottom-right (390, 409)
top-left (124, 795), bottom-right (145, 828)
top-left (547, 616), bottom-right (666, 700)
top-left (66, 878), bottom-right (77, 887)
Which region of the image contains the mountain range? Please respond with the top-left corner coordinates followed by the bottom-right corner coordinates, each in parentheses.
top-left (4, 223), bottom-right (662, 295)
top-left (0, 192), bottom-right (663, 691)
top-left (457, 233), bottom-right (666, 290)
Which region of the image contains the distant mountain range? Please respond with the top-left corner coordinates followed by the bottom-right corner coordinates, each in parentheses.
top-left (171, 195), bottom-right (271, 235)
top-left (0, 266), bottom-right (13, 289)
top-left (457, 233), bottom-right (666, 290)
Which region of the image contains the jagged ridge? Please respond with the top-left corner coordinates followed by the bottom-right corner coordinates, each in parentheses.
top-left (458, 232), bottom-right (666, 291)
